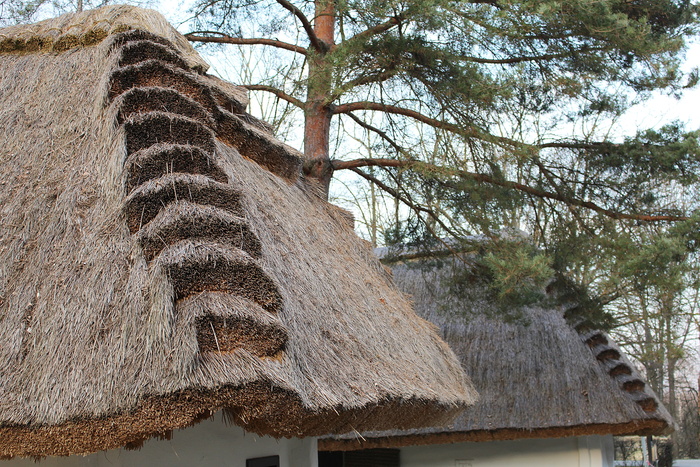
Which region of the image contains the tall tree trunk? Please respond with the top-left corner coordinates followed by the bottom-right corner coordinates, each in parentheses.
top-left (663, 297), bottom-right (679, 458)
top-left (641, 290), bottom-right (663, 396)
top-left (370, 167), bottom-right (378, 246)
top-left (304, 0), bottom-right (335, 197)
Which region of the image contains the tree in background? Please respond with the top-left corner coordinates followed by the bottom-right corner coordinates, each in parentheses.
top-left (0, 0), bottom-right (108, 24)
top-left (186, 0), bottom-right (698, 192)
top-left (184, 0), bottom-right (699, 299)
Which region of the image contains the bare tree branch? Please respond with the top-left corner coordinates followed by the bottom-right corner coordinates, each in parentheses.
top-left (243, 84), bottom-right (306, 109)
top-left (334, 101), bottom-right (525, 148)
top-left (335, 103), bottom-right (633, 156)
top-left (336, 101), bottom-right (477, 135)
top-left (349, 167), bottom-right (462, 238)
top-left (185, 32), bottom-right (307, 55)
top-left (344, 112), bottom-right (405, 154)
top-left (331, 69), bottom-right (400, 101)
top-left (334, 158), bottom-right (689, 222)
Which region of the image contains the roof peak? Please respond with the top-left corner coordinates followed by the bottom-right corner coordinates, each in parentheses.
top-left (0, 5), bottom-right (208, 71)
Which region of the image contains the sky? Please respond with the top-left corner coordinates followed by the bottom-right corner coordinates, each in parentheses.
top-left (615, 40), bottom-right (700, 132)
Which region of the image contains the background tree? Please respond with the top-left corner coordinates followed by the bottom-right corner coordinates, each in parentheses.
top-left (185, 0), bottom-right (700, 304)
top-left (186, 0), bottom-right (698, 196)
top-left (0, 0), bottom-right (115, 24)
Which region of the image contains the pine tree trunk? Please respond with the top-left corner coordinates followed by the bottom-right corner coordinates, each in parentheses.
top-left (304, 0), bottom-right (335, 197)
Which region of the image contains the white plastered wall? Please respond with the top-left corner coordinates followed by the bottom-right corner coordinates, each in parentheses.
top-left (4, 416), bottom-right (318, 467)
top-left (399, 435), bottom-right (614, 467)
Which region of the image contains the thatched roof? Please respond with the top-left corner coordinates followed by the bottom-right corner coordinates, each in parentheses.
top-left (320, 249), bottom-right (674, 451)
top-left (0, 6), bottom-right (476, 458)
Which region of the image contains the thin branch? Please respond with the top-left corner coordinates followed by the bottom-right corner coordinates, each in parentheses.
top-left (540, 141), bottom-right (609, 149)
top-left (334, 158), bottom-right (689, 222)
top-left (185, 32), bottom-right (307, 55)
top-left (335, 102), bottom-right (633, 155)
top-left (344, 112), bottom-right (405, 154)
top-left (275, 0), bottom-right (325, 52)
top-left (242, 84), bottom-right (305, 109)
top-left (349, 167), bottom-right (461, 238)
top-left (335, 101), bottom-right (483, 139)
top-left (331, 69), bottom-right (400, 102)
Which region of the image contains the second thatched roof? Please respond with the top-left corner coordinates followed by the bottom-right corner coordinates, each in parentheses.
top-left (321, 249), bottom-right (673, 450)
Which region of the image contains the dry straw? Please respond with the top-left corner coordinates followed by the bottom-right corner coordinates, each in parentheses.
top-left (0, 6), bottom-right (476, 458)
top-left (320, 252), bottom-right (674, 451)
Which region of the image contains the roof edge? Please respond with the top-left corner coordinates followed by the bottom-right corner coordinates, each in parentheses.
top-left (0, 381), bottom-right (468, 459)
top-left (318, 418), bottom-right (672, 451)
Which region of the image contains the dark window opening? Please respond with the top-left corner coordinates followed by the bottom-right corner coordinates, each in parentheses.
top-left (246, 455), bottom-right (280, 467)
top-left (319, 449), bottom-right (400, 467)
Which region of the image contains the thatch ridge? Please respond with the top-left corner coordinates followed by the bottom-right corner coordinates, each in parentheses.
top-left (135, 201), bottom-right (262, 261)
top-left (155, 240), bottom-right (283, 309)
top-left (109, 60), bottom-right (219, 112)
top-left (183, 292), bottom-right (288, 355)
top-left (123, 173), bottom-right (244, 231)
top-left (123, 143), bottom-right (227, 191)
top-left (116, 87), bottom-right (216, 126)
top-left (118, 39), bottom-right (189, 69)
top-left (0, 7), bottom-right (476, 457)
top-left (124, 111), bottom-right (216, 154)
top-left (320, 253), bottom-right (673, 450)
top-left (109, 57), bottom-right (302, 181)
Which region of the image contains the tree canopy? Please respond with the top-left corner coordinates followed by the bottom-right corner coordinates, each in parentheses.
top-left (186, 0), bottom-right (699, 191)
top-left (185, 0), bottom-right (699, 300)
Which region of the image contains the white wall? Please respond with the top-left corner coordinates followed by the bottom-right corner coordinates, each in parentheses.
top-left (5, 416), bottom-right (318, 467)
top-left (399, 435), bottom-right (614, 467)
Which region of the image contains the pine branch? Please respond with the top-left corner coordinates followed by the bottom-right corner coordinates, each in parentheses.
top-left (333, 158), bottom-right (689, 222)
top-left (243, 85), bottom-right (305, 108)
top-left (275, 0), bottom-right (325, 52)
top-left (185, 32), bottom-right (307, 55)
top-left (342, 15), bottom-right (403, 48)
top-left (333, 101), bottom-right (522, 148)
top-left (457, 49), bottom-right (601, 65)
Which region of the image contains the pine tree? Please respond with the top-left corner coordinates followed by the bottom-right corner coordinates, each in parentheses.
top-left (186, 0), bottom-right (700, 321)
top-left (187, 0), bottom-right (698, 197)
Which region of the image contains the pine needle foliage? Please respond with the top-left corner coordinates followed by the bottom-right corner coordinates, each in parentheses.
top-left (187, 0), bottom-right (699, 326)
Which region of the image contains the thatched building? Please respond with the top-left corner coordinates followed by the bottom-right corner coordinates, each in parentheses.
top-left (320, 248), bottom-right (674, 467)
top-left (0, 7), bottom-right (477, 463)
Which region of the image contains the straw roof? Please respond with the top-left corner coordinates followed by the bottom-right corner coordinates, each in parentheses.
top-left (0, 6), bottom-right (476, 458)
top-left (320, 250), bottom-right (674, 450)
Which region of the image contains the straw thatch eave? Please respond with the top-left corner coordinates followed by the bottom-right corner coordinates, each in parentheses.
top-left (320, 251), bottom-right (673, 451)
top-left (0, 6), bottom-right (476, 458)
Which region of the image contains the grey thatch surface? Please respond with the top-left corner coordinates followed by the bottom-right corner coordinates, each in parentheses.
top-left (0, 6), bottom-right (476, 458)
top-left (320, 252), bottom-right (673, 450)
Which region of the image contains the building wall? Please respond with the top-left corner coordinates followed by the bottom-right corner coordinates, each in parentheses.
top-left (5, 417), bottom-right (318, 467)
top-left (399, 435), bottom-right (614, 467)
